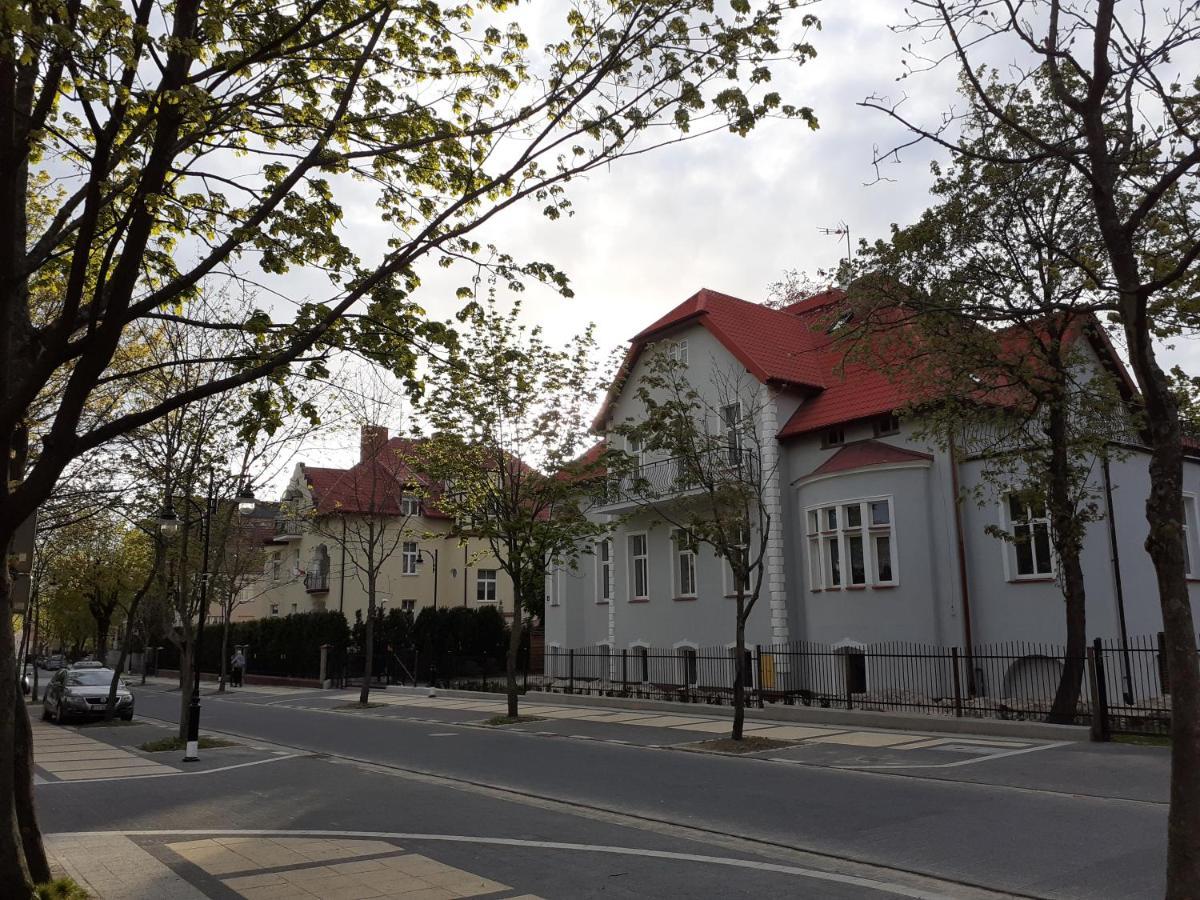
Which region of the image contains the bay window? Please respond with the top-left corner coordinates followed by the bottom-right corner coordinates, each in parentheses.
top-left (805, 497), bottom-right (897, 590)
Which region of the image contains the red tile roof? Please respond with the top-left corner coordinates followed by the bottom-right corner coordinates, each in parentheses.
top-left (600, 286), bottom-right (1142, 443)
top-left (304, 439), bottom-right (450, 518)
top-left (803, 440), bottom-right (933, 480)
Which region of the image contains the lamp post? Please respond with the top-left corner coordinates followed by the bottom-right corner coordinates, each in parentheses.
top-left (417, 548), bottom-right (439, 610)
top-left (157, 475), bottom-right (255, 762)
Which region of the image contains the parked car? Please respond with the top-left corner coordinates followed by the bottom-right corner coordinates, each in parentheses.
top-left (41, 668), bottom-right (134, 723)
top-left (68, 659), bottom-right (105, 670)
top-left (42, 654), bottom-right (66, 671)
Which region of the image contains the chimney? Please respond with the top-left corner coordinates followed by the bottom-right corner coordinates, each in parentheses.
top-left (360, 424), bottom-right (388, 461)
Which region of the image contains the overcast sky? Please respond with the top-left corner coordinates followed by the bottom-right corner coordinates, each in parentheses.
top-left (278, 1), bottom-right (1200, 479)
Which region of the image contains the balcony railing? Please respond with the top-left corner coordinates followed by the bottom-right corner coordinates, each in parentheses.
top-left (274, 517), bottom-right (303, 539)
top-left (601, 447), bottom-right (759, 508)
top-left (305, 572), bottom-right (330, 593)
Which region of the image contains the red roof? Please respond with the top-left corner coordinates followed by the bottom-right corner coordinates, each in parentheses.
top-left (803, 440), bottom-right (933, 480)
top-left (600, 286), bottom-right (1142, 442)
top-left (305, 439), bottom-right (449, 518)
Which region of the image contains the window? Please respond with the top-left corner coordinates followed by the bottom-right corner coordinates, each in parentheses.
top-left (401, 541), bottom-right (419, 575)
top-left (721, 402), bottom-right (743, 465)
top-left (873, 413), bottom-right (900, 437)
top-left (1185, 495), bottom-right (1197, 578)
top-left (1007, 494), bottom-right (1053, 578)
top-left (805, 497), bottom-right (897, 590)
top-left (633, 645), bottom-right (649, 682)
top-left (673, 530), bottom-right (697, 597)
top-left (669, 339), bottom-right (689, 366)
top-left (400, 494), bottom-right (421, 516)
top-left (269, 603), bottom-right (280, 618)
top-left (400, 599), bottom-right (415, 613)
top-left (827, 308), bottom-right (853, 333)
top-left (477, 569), bottom-right (498, 603)
top-left (678, 646), bottom-right (698, 687)
top-left (823, 426), bottom-right (845, 448)
top-left (723, 526), bottom-right (751, 595)
top-left (627, 435), bottom-right (644, 467)
top-left (629, 533), bottom-right (649, 600)
top-left (597, 539), bottom-right (612, 602)
top-left (268, 552), bottom-right (281, 581)
top-left (290, 603), bottom-right (298, 614)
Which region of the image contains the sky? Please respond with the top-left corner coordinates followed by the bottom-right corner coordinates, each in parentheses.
top-left (272, 1), bottom-right (1200, 483)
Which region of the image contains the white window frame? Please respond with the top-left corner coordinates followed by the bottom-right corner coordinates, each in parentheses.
top-left (720, 401), bottom-right (743, 465)
top-left (672, 530), bottom-right (697, 598)
top-left (1184, 494), bottom-right (1198, 578)
top-left (626, 434), bottom-right (644, 468)
top-left (630, 641), bottom-right (650, 683)
top-left (803, 496), bottom-right (898, 590)
top-left (400, 494), bottom-right (421, 516)
top-left (674, 640), bottom-right (699, 687)
top-left (1002, 493), bottom-right (1055, 581)
top-left (722, 526), bottom-right (751, 596)
top-left (401, 541), bottom-right (419, 576)
top-left (476, 568), bottom-right (498, 603)
top-left (628, 532), bottom-right (649, 600)
top-left (669, 339), bottom-right (689, 366)
top-left (269, 602), bottom-right (280, 618)
top-left (596, 539), bottom-right (612, 603)
top-left (400, 599), bottom-right (416, 613)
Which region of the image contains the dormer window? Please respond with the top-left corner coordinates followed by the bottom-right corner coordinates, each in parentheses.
top-left (873, 413), bottom-right (900, 437)
top-left (822, 426), bottom-right (845, 448)
top-left (826, 309), bottom-right (853, 333)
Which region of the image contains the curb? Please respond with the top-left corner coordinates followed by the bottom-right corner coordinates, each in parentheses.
top-left (375, 684), bottom-right (1088, 742)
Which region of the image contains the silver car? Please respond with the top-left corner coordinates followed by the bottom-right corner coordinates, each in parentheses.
top-left (42, 668), bottom-right (135, 723)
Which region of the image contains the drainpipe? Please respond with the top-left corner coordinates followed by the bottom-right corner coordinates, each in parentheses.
top-left (948, 433), bottom-right (976, 694)
top-left (338, 518), bottom-right (347, 615)
top-left (463, 544), bottom-right (468, 607)
top-left (1101, 451), bottom-right (1134, 703)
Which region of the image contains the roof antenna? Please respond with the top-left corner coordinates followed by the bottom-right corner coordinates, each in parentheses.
top-left (818, 222), bottom-right (852, 286)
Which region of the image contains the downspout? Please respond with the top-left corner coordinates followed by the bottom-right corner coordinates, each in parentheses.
top-left (948, 433), bottom-right (976, 694)
top-left (463, 544), bottom-right (468, 607)
top-left (1101, 450), bottom-right (1134, 703)
top-left (338, 518), bottom-right (347, 615)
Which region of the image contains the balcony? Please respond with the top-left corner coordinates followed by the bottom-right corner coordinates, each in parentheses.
top-left (597, 448), bottom-right (759, 512)
top-left (273, 517), bottom-right (303, 541)
top-left (305, 572), bottom-right (330, 593)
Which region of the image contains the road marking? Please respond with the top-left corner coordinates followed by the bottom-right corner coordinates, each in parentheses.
top-left (44, 829), bottom-right (971, 900)
top-left (834, 740), bottom-right (1075, 770)
top-left (37, 753), bottom-right (306, 785)
top-left (428, 733), bottom-right (458, 737)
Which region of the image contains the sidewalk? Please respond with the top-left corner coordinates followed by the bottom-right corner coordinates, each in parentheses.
top-left (47, 832), bottom-right (541, 900)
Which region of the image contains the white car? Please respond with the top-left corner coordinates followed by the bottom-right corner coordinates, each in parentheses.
top-left (42, 668), bottom-right (135, 723)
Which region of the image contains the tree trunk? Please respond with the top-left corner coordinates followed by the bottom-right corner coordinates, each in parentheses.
top-left (1046, 395), bottom-right (1087, 725)
top-left (218, 606), bottom-right (230, 693)
top-left (13, 691), bottom-right (50, 883)
top-left (1126, 331), bottom-right (1200, 897)
top-left (732, 593), bottom-right (747, 740)
top-left (0, 572), bottom-right (33, 891)
top-left (505, 592), bottom-right (524, 720)
top-left (360, 570), bottom-right (376, 706)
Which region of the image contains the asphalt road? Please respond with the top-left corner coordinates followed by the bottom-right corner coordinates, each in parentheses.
top-left (52, 685), bottom-right (1161, 899)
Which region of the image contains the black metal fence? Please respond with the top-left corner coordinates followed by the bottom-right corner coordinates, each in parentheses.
top-left (520, 634), bottom-right (1198, 735)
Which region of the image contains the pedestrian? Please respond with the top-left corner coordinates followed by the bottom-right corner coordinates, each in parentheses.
top-left (231, 648), bottom-right (245, 688)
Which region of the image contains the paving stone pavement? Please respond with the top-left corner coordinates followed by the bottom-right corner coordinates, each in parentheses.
top-left (32, 720), bottom-right (175, 781)
top-left (47, 834), bottom-right (545, 900)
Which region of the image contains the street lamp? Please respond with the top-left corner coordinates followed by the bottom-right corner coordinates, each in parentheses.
top-left (235, 483), bottom-right (256, 516)
top-left (157, 502), bottom-right (180, 537)
top-left (416, 548), bottom-right (439, 610)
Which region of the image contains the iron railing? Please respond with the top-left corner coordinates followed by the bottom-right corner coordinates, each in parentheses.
top-left (304, 572), bottom-right (329, 593)
top-left (274, 517), bottom-right (303, 538)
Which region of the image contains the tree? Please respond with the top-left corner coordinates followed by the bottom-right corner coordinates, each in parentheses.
top-left (411, 303), bottom-right (611, 719)
top-left (609, 349), bottom-right (777, 739)
top-left (0, 2), bottom-right (820, 886)
top-left (861, 6), bottom-right (1200, 890)
top-left (307, 425), bottom-right (420, 706)
top-left (855, 144), bottom-right (1130, 722)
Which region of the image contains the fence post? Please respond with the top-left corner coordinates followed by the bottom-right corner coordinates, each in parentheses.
top-left (319, 644), bottom-right (330, 689)
top-left (568, 649), bottom-right (575, 695)
top-left (950, 647), bottom-right (963, 717)
top-left (755, 645), bottom-right (765, 709)
top-left (1157, 631), bottom-right (1170, 695)
top-left (1088, 639), bottom-right (1110, 742)
top-left (621, 649), bottom-right (628, 694)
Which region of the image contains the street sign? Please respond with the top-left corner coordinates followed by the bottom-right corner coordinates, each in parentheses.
top-left (8, 513), bottom-right (36, 614)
